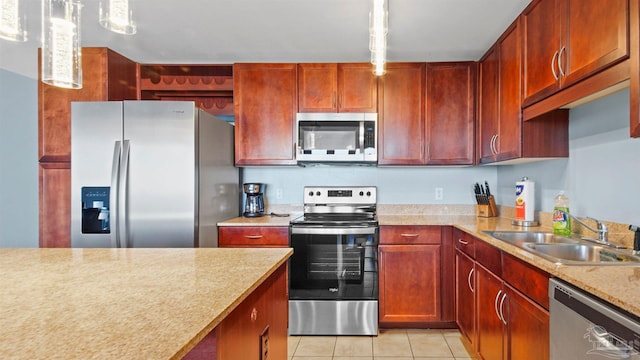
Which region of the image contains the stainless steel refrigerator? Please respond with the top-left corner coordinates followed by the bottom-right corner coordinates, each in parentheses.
top-left (71, 101), bottom-right (239, 248)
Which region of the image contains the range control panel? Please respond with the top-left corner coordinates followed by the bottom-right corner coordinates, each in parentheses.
top-left (303, 186), bottom-right (377, 205)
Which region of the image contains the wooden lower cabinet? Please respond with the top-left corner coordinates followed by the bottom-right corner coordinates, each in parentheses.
top-left (476, 264), bottom-right (506, 360)
top-left (184, 264), bottom-right (288, 360)
top-left (505, 284), bottom-right (550, 360)
top-left (471, 238), bottom-right (550, 360)
top-left (379, 244), bottom-right (441, 324)
top-left (39, 163), bottom-right (70, 248)
top-left (218, 226), bottom-right (289, 247)
top-left (455, 250), bottom-right (475, 343)
top-left (378, 225), bottom-right (455, 327)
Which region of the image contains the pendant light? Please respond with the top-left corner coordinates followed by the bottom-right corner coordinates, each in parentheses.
top-left (41, 0), bottom-right (82, 89)
top-left (99, 0), bottom-right (136, 35)
top-left (369, 0), bottom-right (388, 76)
top-left (0, 0), bottom-right (27, 41)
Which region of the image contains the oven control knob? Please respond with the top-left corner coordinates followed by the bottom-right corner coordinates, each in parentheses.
top-left (308, 191), bottom-right (314, 196)
top-left (359, 191), bottom-right (364, 196)
top-left (366, 191), bottom-right (371, 196)
top-left (316, 191), bottom-right (321, 196)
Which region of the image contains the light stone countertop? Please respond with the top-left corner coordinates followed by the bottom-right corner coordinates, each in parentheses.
top-left (218, 209), bottom-right (640, 318)
top-left (0, 247), bottom-right (292, 360)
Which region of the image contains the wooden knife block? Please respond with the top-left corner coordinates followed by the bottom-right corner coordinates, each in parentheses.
top-left (477, 196), bottom-right (498, 218)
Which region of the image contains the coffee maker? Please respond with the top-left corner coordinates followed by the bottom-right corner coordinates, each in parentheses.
top-left (243, 183), bottom-right (266, 217)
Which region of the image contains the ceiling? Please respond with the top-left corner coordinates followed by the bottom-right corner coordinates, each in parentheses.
top-left (0, 0), bottom-right (531, 79)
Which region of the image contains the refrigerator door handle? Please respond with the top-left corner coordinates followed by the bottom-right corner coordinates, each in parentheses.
top-left (119, 140), bottom-right (131, 248)
top-left (110, 141), bottom-right (122, 248)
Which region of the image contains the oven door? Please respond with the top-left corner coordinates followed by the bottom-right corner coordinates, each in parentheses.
top-left (289, 225), bottom-right (378, 301)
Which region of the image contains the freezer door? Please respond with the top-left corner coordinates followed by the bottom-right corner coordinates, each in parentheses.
top-left (123, 101), bottom-right (196, 247)
top-left (71, 102), bottom-right (123, 248)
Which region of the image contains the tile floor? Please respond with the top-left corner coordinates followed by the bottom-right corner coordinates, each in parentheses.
top-left (288, 329), bottom-right (476, 359)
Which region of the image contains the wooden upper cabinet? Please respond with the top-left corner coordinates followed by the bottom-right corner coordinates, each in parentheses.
top-left (298, 63), bottom-right (377, 112)
top-left (298, 63), bottom-right (338, 112)
top-left (233, 63), bottom-right (297, 166)
top-left (337, 63), bottom-right (378, 112)
top-left (496, 21), bottom-right (522, 161)
top-left (38, 47), bottom-right (137, 162)
top-left (523, 0), bottom-right (630, 107)
top-left (425, 62), bottom-right (476, 165)
top-left (478, 46), bottom-right (500, 163)
top-left (378, 62), bottom-right (475, 166)
top-left (377, 63), bottom-right (426, 165)
top-left (478, 20), bottom-right (523, 164)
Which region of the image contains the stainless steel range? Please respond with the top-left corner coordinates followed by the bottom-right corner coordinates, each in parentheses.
top-left (288, 186), bottom-right (379, 336)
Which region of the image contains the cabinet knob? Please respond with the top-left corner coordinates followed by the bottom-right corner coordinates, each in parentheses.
top-left (251, 307), bottom-right (258, 321)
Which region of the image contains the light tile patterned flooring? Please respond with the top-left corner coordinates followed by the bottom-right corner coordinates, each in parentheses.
top-left (288, 329), bottom-right (476, 359)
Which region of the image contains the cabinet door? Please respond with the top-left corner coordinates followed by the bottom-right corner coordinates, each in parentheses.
top-left (233, 63), bottom-right (297, 165)
top-left (495, 20), bottom-right (522, 161)
top-left (476, 265), bottom-right (505, 360)
top-left (377, 63), bottom-right (426, 165)
top-left (562, 0), bottom-right (629, 88)
top-left (522, 0), bottom-right (563, 106)
top-left (337, 63), bottom-right (378, 112)
top-left (218, 226), bottom-right (289, 247)
top-left (298, 63), bottom-right (338, 112)
top-left (455, 250), bottom-right (476, 344)
top-left (39, 163), bottom-right (71, 248)
top-left (505, 284), bottom-right (549, 360)
top-left (425, 62), bottom-right (475, 165)
top-left (379, 244), bottom-right (441, 324)
top-left (478, 46), bottom-right (499, 163)
top-left (216, 264), bottom-right (288, 360)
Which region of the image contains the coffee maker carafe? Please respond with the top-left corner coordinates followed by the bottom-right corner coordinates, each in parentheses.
top-left (243, 183), bottom-right (266, 217)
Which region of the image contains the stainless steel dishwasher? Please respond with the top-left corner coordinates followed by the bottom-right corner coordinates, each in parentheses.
top-left (549, 278), bottom-right (640, 359)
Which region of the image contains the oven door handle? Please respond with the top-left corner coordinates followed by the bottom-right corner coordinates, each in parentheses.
top-left (290, 226), bottom-right (378, 235)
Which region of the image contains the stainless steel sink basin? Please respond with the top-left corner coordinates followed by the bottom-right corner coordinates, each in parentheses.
top-left (484, 231), bottom-right (579, 245)
top-left (523, 243), bottom-right (640, 265)
top-left (483, 231), bottom-right (640, 266)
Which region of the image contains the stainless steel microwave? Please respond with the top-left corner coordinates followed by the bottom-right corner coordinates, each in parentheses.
top-left (295, 113), bottom-right (377, 165)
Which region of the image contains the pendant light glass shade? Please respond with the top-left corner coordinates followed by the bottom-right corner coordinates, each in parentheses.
top-left (369, 0), bottom-right (387, 76)
top-left (99, 0), bottom-right (136, 35)
top-left (42, 0), bottom-right (82, 89)
top-left (0, 0), bottom-right (27, 41)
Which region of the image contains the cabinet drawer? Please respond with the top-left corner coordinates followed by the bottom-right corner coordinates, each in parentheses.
top-left (502, 253), bottom-right (550, 309)
top-left (454, 229), bottom-right (475, 258)
top-left (474, 238), bottom-right (502, 276)
top-left (380, 225), bottom-right (441, 245)
top-left (218, 226), bottom-right (289, 247)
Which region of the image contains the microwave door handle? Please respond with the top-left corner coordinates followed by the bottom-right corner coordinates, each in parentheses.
top-left (359, 121), bottom-right (365, 152)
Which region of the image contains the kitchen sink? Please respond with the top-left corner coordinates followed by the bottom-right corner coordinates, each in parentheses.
top-left (483, 231), bottom-right (640, 266)
top-left (523, 243), bottom-right (640, 265)
top-left (484, 231), bottom-right (579, 245)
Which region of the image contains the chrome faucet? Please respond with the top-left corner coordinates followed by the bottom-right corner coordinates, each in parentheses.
top-left (562, 212), bottom-right (610, 245)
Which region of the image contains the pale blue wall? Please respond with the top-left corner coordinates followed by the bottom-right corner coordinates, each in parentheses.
top-left (0, 69), bottom-right (39, 247)
top-left (243, 166), bottom-right (498, 205)
top-left (496, 88), bottom-right (640, 225)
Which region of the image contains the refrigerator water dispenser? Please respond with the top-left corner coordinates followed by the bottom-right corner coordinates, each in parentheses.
top-left (81, 187), bottom-right (110, 234)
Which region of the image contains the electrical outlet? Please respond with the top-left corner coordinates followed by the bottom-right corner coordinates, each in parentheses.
top-left (275, 188), bottom-right (283, 200)
top-left (260, 326), bottom-right (269, 360)
top-left (435, 187), bottom-right (444, 200)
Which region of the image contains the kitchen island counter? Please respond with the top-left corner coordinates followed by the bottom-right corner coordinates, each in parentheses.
top-left (0, 247), bottom-right (292, 359)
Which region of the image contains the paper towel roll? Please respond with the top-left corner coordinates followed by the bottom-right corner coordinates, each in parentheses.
top-left (515, 177), bottom-right (535, 221)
